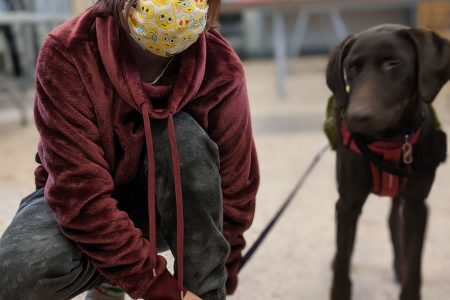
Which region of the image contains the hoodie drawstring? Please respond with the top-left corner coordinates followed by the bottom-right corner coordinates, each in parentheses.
top-left (141, 103), bottom-right (185, 298)
top-left (167, 114), bottom-right (185, 296)
top-left (141, 103), bottom-right (158, 277)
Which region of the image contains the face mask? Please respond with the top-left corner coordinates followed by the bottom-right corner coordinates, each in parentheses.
top-left (127, 0), bottom-right (208, 57)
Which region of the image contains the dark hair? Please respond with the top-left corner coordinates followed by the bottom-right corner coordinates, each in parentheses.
top-left (92, 0), bottom-right (220, 30)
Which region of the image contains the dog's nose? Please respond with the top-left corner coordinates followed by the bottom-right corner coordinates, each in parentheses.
top-left (346, 107), bottom-right (374, 131)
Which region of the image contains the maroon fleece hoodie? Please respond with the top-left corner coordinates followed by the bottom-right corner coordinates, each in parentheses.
top-left (33, 8), bottom-right (259, 300)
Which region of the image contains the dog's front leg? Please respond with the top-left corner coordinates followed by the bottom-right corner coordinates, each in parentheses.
top-left (389, 197), bottom-right (402, 283)
top-left (331, 146), bottom-right (371, 300)
top-left (331, 195), bottom-right (368, 300)
top-left (399, 196), bottom-right (428, 300)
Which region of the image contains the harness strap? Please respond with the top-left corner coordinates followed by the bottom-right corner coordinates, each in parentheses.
top-left (351, 133), bottom-right (432, 179)
top-left (341, 124), bottom-right (433, 197)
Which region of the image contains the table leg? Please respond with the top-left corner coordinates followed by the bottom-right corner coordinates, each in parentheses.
top-left (8, 81), bottom-right (28, 126)
top-left (329, 7), bottom-right (348, 43)
top-left (289, 9), bottom-right (310, 58)
top-left (272, 11), bottom-right (287, 98)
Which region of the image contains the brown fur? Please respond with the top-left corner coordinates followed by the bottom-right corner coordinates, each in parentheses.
top-left (326, 25), bottom-right (450, 300)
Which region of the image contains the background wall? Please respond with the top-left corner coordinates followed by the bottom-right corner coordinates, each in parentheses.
top-left (72, 0), bottom-right (92, 14)
top-left (220, 6), bottom-right (415, 58)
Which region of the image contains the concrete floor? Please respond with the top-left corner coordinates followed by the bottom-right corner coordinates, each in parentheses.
top-left (1, 57), bottom-right (450, 300)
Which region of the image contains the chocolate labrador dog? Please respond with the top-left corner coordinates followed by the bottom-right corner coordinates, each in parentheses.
top-left (326, 24), bottom-right (450, 300)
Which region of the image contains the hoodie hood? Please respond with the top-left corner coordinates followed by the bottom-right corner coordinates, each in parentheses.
top-left (96, 16), bottom-right (208, 296)
top-left (96, 16), bottom-right (206, 119)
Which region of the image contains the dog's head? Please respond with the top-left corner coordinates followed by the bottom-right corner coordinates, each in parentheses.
top-left (326, 24), bottom-right (450, 135)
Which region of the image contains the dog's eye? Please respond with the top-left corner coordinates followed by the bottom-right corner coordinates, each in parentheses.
top-left (382, 60), bottom-right (400, 70)
top-left (347, 64), bottom-right (360, 77)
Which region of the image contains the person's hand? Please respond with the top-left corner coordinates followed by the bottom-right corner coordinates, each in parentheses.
top-left (184, 290), bottom-right (202, 300)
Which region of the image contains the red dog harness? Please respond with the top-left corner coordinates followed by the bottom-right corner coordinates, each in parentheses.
top-left (341, 124), bottom-right (421, 197)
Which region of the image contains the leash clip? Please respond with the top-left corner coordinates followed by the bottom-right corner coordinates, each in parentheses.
top-left (402, 135), bottom-right (413, 165)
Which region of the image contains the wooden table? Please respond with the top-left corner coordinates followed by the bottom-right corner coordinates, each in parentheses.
top-left (221, 0), bottom-right (418, 98)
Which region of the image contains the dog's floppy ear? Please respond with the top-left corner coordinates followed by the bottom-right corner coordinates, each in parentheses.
top-left (326, 36), bottom-right (354, 108)
top-left (405, 28), bottom-right (450, 103)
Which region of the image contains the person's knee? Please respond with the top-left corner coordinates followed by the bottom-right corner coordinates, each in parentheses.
top-left (174, 112), bottom-right (220, 170)
top-left (174, 112), bottom-right (222, 203)
top-left (152, 111), bottom-right (220, 181)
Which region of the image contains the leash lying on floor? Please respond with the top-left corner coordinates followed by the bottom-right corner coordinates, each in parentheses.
top-left (239, 144), bottom-right (330, 272)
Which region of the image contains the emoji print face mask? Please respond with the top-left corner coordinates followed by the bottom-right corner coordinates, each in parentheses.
top-left (127, 0), bottom-right (208, 57)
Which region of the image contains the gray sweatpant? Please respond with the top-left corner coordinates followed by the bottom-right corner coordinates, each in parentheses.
top-left (0, 112), bottom-right (230, 300)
